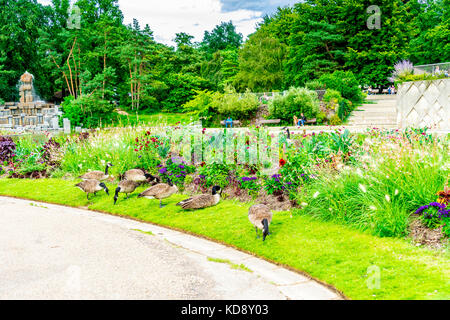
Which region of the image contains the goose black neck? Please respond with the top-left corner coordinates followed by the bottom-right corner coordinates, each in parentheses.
top-left (114, 187), bottom-right (120, 204)
top-left (262, 218), bottom-right (269, 240)
top-left (286, 129), bottom-right (290, 139)
top-left (105, 165), bottom-right (109, 175)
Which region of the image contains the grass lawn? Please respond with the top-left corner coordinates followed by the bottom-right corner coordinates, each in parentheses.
top-left (0, 178), bottom-right (449, 300)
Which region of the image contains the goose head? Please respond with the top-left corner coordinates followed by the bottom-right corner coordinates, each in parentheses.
top-left (212, 185), bottom-right (222, 196)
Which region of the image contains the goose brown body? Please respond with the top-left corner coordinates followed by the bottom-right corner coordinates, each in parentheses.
top-left (248, 204), bottom-right (273, 241)
top-left (138, 181), bottom-right (178, 208)
top-left (79, 162), bottom-right (113, 181)
top-left (123, 169), bottom-right (158, 183)
top-left (75, 179), bottom-right (109, 200)
top-left (114, 180), bottom-right (140, 204)
top-left (176, 186), bottom-right (221, 210)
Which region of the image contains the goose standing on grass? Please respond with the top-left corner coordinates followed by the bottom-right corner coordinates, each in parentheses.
top-left (79, 162), bottom-right (113, 181)
top-left (176, 186), bottom-right (221, 210)
top-left (282, 127), bottom-right (292, 145)
top-left (248, 204), bottom-right (273, 241)
top-left (137, 179), bottom-right (178, 208)
top-left (122, 169), bottom-right (159, 184)
top-left (75, 179), bottom-right (109, 200)
top-left (114, 180), bottom-right (140, 205)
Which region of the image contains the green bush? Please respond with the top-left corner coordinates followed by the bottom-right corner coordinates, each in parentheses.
top-left (305, 80), bottom-right (326, 90)
top-left (183, 85), bottom-right (259, 124)
top-left (337, 98), bottom-right (354, 122)
top-left (268, 87), bottom-right (320, 123)
top-left (395, 73), bottom-right (447, 85)
top-left (212, 86), bottom-right (259, 121)
top-left (319, 71), bottom-right (364, 104)
top-left (62, 95), bottom-right (115, 128)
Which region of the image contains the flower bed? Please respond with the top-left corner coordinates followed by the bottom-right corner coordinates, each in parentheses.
top-left (1, 126), bottom-right (448, 243)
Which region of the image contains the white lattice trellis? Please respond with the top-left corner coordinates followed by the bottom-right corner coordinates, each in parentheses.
top-left (397, 79), bottom-right (450, 130)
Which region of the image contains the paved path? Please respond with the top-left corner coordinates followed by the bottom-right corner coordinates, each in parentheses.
top-left (0, 196), bottom-right (341, 300)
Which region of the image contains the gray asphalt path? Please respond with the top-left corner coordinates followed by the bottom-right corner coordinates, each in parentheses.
top-left (0, 197), bottom-right (288, 300)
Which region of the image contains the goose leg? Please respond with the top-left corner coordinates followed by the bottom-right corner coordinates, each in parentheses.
top-left (86, 193), bottom-right (89, 200)
top-left (159, 199), bottom-right (166, 208)
top-left (255, 227), bottom-right (260, 239)
top-left (126, 193), bottom-right (129, 199)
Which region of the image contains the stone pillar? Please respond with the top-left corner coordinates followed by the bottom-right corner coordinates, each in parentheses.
top-left (63, 118), bottom-right (71, 133)
top-left (51, 117), bottom-right (59, 129)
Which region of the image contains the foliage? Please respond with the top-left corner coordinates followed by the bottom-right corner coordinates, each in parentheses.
top-left (268, 87), bottom-right (320, 123)
top-left (211, 86), bottom-right (259, 121)
top-left (415, 202), bottom-right (449, 236)
top-left (318, 71), bottom-right (364, 104)
top-left (233, 29), bottom-right (286, 92)
top-left (157, 156), bottom-right (195, 187)
top-left (201, 21), bottom-right (243, 56)
top-left (305, 80), bottom-right (326, 90)
top-left (0, 136), bottom-right (16, 163)
top-left (61, 94), bottom-right (115, 128)
top-left (197, 163), bottom-right (231, 189)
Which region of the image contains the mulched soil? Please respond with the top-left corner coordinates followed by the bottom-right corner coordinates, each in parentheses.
top-left (408, 219), bottom-right (448, 249)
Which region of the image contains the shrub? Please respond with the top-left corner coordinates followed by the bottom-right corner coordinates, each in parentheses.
top-left (62, 95), bottom-right (115, 128)
top-left (0, 136), bottom-right (16, 163)
top-left (268, 87), bottom-right (320, 123)
top-left (319, 71), bottom-right (364, 104)
top-left (305, 80), bottom-right (326, 90)
top-left (328, 114), bottom-right (342, 125)
top-left (212, 86), bottom-right (259, 121)
top-left (182, 90), bottom-right (218, 125)
top-left (337, 98), bottom-right (354, 121)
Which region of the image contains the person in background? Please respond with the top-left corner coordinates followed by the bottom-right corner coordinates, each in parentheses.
top-left (293, 115), bottom-right (298, 127)
top-left (298, 113), bottom-right (306, 126)
top-left (225, 116), bottom-right (233, 128)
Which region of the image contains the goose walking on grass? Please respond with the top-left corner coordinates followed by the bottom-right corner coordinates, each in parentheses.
top-left (137, 179), bottom-right (178, 208)
top-left (248, 204), bottom-right (273, 241)
top-left (114, 180), bottom-right (140, 205)
top-left (79, 162), bottom-right (113, 181)
top-left (122, 169), bottom-right (159, 184)
top-left (176, 186), bottom-right (221, 210)
top-left (75, 179), bottom-right (109, 200)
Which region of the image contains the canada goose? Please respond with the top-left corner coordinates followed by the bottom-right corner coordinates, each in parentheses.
top-left (75, 179), bottom-right (109, 200)
top-left (79, 162), bottom-right (113, 181)
top-left (137, 179), bottom-right (178, 208)
top-left (248, 204), bottom-right (273, 241)
top-left (122, 169), bottom-right (159, 184)
top-left (282, 127), bottom-right (291, 140)
top-left (114, 180), bottom-right (140, 205)
top-left (176, 186), bottom-right (221, 210)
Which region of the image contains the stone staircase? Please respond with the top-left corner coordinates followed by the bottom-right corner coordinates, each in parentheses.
top-left (347, 95), bottom-right (398, 128)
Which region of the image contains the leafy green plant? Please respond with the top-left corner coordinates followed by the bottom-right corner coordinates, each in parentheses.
top-left (197, 163), bottom-right (232, 189)
top-left (268, 87), bottom-right (320, 123)
top-left (319, 71), bottom-right (364, 104)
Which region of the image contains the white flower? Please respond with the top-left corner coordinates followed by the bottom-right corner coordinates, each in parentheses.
top-left (385, 195), bottom-right (391, 202)
top-left (370, 206), bottom-right (377, 210)
top-left (395, 189), bottom-right (399, 196)
top-left (313, 191), bottom-right (320, 198)
top-left (359, 184), bottom-right (367, 193)
top-left (301, 202), bottom-right (308, 207)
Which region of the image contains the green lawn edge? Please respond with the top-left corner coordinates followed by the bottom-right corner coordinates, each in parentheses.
top-left (0, 178), bottom-right (449, 300)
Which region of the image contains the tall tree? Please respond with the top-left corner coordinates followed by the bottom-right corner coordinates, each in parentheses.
top-left (201, 21), bottom-right (243, 56)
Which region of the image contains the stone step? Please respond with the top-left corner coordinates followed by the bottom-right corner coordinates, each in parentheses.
top-left (348, 120), bottom-right (397, 125)
top-left (351, 111), bottom-right (397, 117)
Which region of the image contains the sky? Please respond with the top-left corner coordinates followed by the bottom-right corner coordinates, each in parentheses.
top-left (37, 0), bottom-right (297, 46)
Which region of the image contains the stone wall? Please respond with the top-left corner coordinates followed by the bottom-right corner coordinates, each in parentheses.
top-left (0, 102), bottom-right (62, 132)
top-left (397, 78), bottom-right (449, 130)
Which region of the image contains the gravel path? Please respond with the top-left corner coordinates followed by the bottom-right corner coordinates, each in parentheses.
top-left (0, 196), bottom-right (340, 300)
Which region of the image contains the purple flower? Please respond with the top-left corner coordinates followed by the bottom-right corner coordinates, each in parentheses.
top-left (178, 165), bottom-right (185, 169)
top-left (415, 205), bottom-right (429, 214)
top-left (159, 167), bottom-right (167, 174)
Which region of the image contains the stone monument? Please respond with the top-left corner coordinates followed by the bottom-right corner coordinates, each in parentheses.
top-left (0, 71), bottom-right (63, 132)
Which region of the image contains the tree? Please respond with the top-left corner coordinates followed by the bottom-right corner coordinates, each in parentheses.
top-left (201, 49), bottom-right (239, 91)
top-left (201, 21), bottom-right (243, 56)
top-left (234, 29), bottom-right (286, 92)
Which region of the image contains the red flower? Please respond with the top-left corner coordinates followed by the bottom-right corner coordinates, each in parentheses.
top-left (279, 159), bottom-right (286, 167)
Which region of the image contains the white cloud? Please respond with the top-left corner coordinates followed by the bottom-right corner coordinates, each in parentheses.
top-left (36, 0), bottom-right (264, 47)
top-left (117, 0), bottom-right (263, 46)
